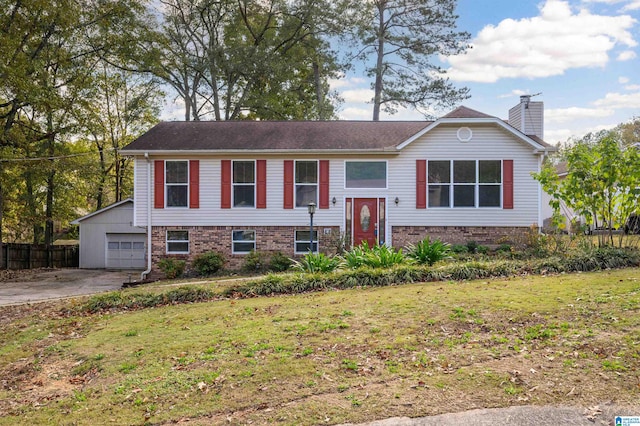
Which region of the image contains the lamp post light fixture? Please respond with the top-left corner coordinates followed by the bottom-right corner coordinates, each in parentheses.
top-left (308, 202), bottom-right (316, 252)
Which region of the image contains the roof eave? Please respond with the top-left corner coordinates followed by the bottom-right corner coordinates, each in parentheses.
top-left (121, 148), bottom-right (400, 156)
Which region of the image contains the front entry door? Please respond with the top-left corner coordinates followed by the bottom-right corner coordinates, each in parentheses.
top-left (353, 198), bottom-right (378, 247)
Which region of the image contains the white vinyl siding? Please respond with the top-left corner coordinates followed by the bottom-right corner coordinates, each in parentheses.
top-left (132, 124), bottom-right (541, 231)
top-left (389, 124), bottom-right (540, 227)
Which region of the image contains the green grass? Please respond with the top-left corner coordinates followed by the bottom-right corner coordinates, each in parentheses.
top-left (0, 268), bottom-right (638, 425)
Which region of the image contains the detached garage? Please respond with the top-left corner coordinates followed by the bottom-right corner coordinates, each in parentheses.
top-left (72, 199), bottom-right (147, 270)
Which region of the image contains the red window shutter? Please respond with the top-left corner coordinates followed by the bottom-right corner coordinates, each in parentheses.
top-left (221, 160), bottom-right (231, 209)
top-left (283, 160), bottom-right (294, 209)
top-left (416, 159), bottom-right (427, 209)
top-left (256, 159), bottom-right (267, 209)
top-left (319, 160), bottom-right (330, 209)
top-left (189, 160), bottom-right (199, 208)
top-left (154, 160), bottom-right (164, 209)
top-left (503, 159), bottom-right (514, 209)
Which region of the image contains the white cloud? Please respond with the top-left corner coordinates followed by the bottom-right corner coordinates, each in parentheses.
top-left (444, 0), bottom-right (637, 83)
top-left (546, 106), bottom-right (615, 123)
top-left (622, 1), bottom-right (640, 11)
top-left (341, 88), bottom-right (374, 104)
top-left (338, 107), bottom-right (373, 120)
top-left (498, 89), bottom-right (529, 98)
top-left (618, 76), bottom-right (630, 83)
top-left (617, 50), bottom-right (637, 60)
top-left (625, 84), bottom-right (640, 90)
top-left (592, 91), bottom-right (640, 108)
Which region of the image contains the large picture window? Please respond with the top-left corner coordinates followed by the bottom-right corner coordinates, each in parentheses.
top-left (295, 230), bottom-right (318, 253)
top-left (295, 161), bottom-right (318, 207)
top-left (166, 161), bottom-right (188, 207)
top-left (167, 230), bottom-right (189, 253)
top-left (233, 161), bottom-right (255, 207)
top-left (428, 160), bottom-right (502, 208)
top-left (232, 230), bottom-right (256, 253)
top-left (345, 161), bottom-right (387, 188)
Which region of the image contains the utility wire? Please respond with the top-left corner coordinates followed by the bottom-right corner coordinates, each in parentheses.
top-left (0, 148), bottom-right (120, 163)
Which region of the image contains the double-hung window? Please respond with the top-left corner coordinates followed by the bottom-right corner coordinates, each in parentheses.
top-left (295, 161), bottom-right (318, 207)
top-left (428, 160), bottom-right (502, 208)
top-left (166, 161), bottom-right (189, 207)
top-left (295, 230), bottom-right (318, 253)
top-left (233, 160), bottom-right (255, 207)
top-left (232, 230), bottom-right (256, 253)
top-left (167, 230), bottom-right (189, 253)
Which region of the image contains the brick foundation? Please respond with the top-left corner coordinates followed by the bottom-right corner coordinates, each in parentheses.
top-left (391, 225), bottom-right (531, 248)
top-left (151, 225), bottom-right (340, 275)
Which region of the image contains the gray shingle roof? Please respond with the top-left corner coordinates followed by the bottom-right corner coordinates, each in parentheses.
top-left (122, 120), bottom-right (432, 152)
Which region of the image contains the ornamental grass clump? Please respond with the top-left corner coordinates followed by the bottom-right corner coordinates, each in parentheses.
top-left (291, 252), bottom-right (342, 273)
top-left (406, 237), bottom-right (451, 266)
top-left (343, 241), bottom-right (406, 269)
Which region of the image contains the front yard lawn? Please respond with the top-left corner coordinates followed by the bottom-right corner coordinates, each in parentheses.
top-left (0, 268), bottom-right (638, 425)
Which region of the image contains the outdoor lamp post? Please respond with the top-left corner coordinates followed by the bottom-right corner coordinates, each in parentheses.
top-left (308, 202), bottom-right (316, 252)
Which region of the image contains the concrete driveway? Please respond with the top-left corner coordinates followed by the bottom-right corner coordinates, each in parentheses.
top-left (0, 269), bottom-right (140, 306)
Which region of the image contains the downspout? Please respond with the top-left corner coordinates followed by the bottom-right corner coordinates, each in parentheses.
top-left (141, 152), bottom-right (152, 280)
top-left (537, 152), bottom-right (544, 234)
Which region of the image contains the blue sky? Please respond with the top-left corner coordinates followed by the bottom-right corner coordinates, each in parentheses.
top-left (333, 0), bottom-right (640, 144)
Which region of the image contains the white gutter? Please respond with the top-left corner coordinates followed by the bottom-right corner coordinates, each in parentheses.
top-left (141, 152), bottom-right (152, 280)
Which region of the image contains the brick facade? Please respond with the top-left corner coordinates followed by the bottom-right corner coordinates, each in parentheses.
top-left (391, 225), bottom-right (531, 248)
top-left (152, 225), bottom-right (341, 274)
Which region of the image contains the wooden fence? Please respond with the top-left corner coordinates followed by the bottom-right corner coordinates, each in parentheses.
top-left (0, 243), bottom-right (79, 270)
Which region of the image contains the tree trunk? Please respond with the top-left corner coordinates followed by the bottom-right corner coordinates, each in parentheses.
top-left (313, 60), bottom-right (325, 120)
top-left (372, 2), bottom-right (386, 121)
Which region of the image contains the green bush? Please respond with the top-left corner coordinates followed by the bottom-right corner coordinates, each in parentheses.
top-left (451, 244), bottom-right (468, 254)
top-left (192, 251), bottom-right (225, 276)
top-left (406, 237), bottom-right (451, 265)
top-left (158, 258), bottom-right (186, 279)
top-left (466, 240), bottom-right (479, 254)
top-left (242, 250), bottom-right (268, 273)
top-left (268, 251), bottom-right (293, 272)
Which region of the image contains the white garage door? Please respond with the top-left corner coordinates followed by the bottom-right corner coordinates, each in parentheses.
top-left (106, 234), bottom-right (146, 269)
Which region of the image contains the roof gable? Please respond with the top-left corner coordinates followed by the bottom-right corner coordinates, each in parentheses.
top-left (71, 199), bottom-right (133, 224)
top-left (442, 106), bottom-right (496, 119)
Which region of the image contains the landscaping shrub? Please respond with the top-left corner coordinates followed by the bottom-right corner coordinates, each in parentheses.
top-left (342, 242), bottom-right (407, 269)
top-left (364, 243), bottom-right (406, 268)
top-left (268, 251), bottom-right (293, 272)
top-left (342, 244), bottom-right (367, 269)
top-left (192, 251), bottom-right (225, 276)
top-left (291, 252), bottom-right (341, 273)
top-left (242, 250), bottom-right (268, 273)
top-left (406, 237), bottom-right (451, 265)
top-left (466, 240), bottom-right (479, 254)
top-left (451, 244), bottom-right (468, 254)
top-left (158, 258), bottom-right (186, 279)
top-left (226, 246), bottom-right (640, 298)
top-left (78, 286), bottom-right (215, 314)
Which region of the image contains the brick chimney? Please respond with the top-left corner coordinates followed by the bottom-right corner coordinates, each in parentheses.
top-left (508, 95), bottom-right (544, 139)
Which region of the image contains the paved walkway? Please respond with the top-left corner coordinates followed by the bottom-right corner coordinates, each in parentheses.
top-left (340, 404), bottom-right (636, 426)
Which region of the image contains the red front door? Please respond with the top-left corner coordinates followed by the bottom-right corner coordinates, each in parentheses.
top-left (353, 198), bottom-right (378, 247)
